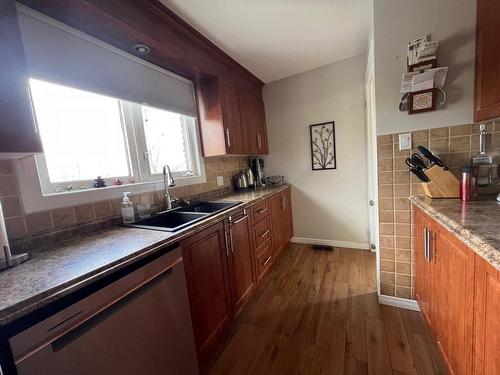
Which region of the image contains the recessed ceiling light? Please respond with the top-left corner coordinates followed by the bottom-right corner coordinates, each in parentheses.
top-left (133, 44), bottom-right (151, 55)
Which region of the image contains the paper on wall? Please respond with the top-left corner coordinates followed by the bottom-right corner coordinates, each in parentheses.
top-left (401, 72), bottom-right (418, 93)
top-left (412, 70), bottom-right (435, 92)
top-left (425, 67), bottom-right (448, 88)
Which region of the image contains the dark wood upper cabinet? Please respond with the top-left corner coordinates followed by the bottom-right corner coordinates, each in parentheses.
top-left (240, 89), bottom-right (269, 155)
top-left (474, 0), bottom-right (500, 121)
top-left (197, 77), bottom-right (269, 156)
top-left (0, 0), bottom-right (42, 154)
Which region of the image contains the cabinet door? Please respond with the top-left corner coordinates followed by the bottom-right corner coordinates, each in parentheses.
top-left (180, 222), bottom-right (232, 361)
top-left (220, 81), bottom-right (244, 154)
top-left (474, 0), bottom-right (500, 121)
top-left (0, 0), bottom-right (42, 153)
top-left (269, 192), bottom-right (284, 256)
top-left (227, 211), bottom-right (257, 314)
top-left (474, 256), bottom-right (500, 375)
top-left (282, 187), bottom-right (293, 243)
top-left (413, 207), bottom-right (433, 329)
top-left (433, 229), bottom-right (475, 375)
top-left (240, 89), bottom-right (268, 155)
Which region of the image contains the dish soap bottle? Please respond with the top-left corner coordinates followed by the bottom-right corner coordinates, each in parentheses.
top-left (121, 192), bottom-right (135, 224)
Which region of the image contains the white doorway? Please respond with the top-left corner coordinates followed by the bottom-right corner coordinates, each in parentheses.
top-left (365, 39), bottom-right (380, 295)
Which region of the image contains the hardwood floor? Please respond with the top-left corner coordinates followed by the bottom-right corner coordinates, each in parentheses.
top-left (209, 243), bottom-right (447, 375)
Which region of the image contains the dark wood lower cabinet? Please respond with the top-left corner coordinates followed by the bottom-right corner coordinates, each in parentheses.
top-left (474, 257), bottom-right (500, 374)
top-left (180, 222), bottom-right (233, 362)
top-left (412, 205), bottom-right (499, 375)
top-left (226, 210), bottom-right (257, 315)
top-left (182, 188), bottom-right (293, 363)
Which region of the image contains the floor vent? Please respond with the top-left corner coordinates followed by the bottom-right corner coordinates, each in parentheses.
top-left (311, 244), bottom-right (334, 251)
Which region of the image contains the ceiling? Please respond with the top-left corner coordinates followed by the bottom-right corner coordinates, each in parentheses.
top-left (159, 0), bottom-right (371, 83)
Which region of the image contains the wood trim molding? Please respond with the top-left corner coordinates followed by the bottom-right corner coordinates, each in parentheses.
top-left (378, 295), bottom-right (420, 311)
top-left (291, 237), bottom-right (370, 250)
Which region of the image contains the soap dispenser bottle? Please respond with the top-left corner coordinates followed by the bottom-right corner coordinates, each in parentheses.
top-left (121, 192), bottom-right (135, 224)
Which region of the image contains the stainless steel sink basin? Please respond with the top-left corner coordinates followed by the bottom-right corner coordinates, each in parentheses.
top-left (176, 201), bottom-right (241, 214)
top-left (127, 201), bottom-right (241, 232)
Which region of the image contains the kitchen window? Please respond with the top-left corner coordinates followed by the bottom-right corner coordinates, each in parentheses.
top-left (28, 78), bottom-right (204, 195)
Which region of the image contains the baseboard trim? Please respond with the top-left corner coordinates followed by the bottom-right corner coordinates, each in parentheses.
top-left (378, 295), bottom-right (420, 311)
top-left (291, 237), bottom-right (369, 250)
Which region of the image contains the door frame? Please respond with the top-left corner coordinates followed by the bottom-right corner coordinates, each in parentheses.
top-left (365, 38), bottom-right (380, 296)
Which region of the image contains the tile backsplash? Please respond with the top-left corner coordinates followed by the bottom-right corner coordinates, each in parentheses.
top-left (0, 155), bottom-right (250, 250)
top-left (377, 121), bottom-right (500, 299)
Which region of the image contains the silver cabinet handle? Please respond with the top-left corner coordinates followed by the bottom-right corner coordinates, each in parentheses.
top-left (225, 230), bottom-right (230, 256)
top-left (231, 215), bottom-right (248, 225)
top-left (423, 227), bottom-right (428, 261)
top-left (257, 207), bottom-right (268, 214)
top-left (427, 230), bottom-right (433, 262)
top-left (257, 134), bottom-right (262, 149)
top-left (229, 228), bottom-right (234, 254)
top-left (263, 255), bottom-right (272, 266)
top-left (225, 128), bottom-right (231, 147)
top-left (260, 230), bottom-right (270, 238)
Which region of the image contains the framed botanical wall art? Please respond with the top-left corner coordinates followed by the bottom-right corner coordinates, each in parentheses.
top-left (310, 121), bottom-right (336, 170)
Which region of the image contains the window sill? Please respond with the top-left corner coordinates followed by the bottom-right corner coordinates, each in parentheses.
top-left (15, 156), bottom-right (206, 214)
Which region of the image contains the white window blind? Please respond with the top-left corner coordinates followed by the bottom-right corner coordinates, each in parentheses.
top-left (17, 4), bottom-right (197, 118)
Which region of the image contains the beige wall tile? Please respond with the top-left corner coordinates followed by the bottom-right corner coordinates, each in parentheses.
top-left (94, 201), bottom-right (112, 218)
top-left (378, 185), bottom-right (393, 198)
top-left (0, 175), bottom-right (19, 197)
top-left (412, 130), bottom-right (429, 142)
top-left (411, 183), bottom-right (424, 195)
top-left (394, 156), bottom-right (408, 171)
top-left (377, 134), bottom-right (393, 145)
top-left (378, 172), bottom-right (393, 184)
top-left (396, 249), bottom-right (411, 262)
top-left (381, 271), bottom-right (395, 284)
top-left (5, 217), bottom-right (27, 239)
top-left (379, 210), bottom-right (394, 223)
top-left (394, 184), bottom-right (410, 197)
top-left (378, 158), bottom-right (393, 172)
top-left (396, 274), bottom-right (411, 287)
top-left (75, 204), bottom-right (95, 224)
top-left (395, 224), bottom-right (411, 236)
top-left (381, 260), bottom-right (395, 272)
top-left (380, 223), bottom-right (394, 235)
top-left (396, 261), bottom-right (411, 274)
top-left (378, 198), bottom-right (394, 211)
top-left (381, 283), bottom-right (395, 296)
top-left (380, 235), bottom-right (395, 248)
top-left (393, 171), bottom-right (410, 184)
top-left (396, 236), bottom-right (411, 249)
top-left (395, 286), bottom-right (412, 299)
top-left (393, 143), bottom-right (410, 157)
top-left (449, 136), bottom-right (470, 152)
top-left (448, 152), bottom-right (471, 167)
top-left (394, 197), bottom-right (410, 210)
top-left (0, 161), bottom-right (14, 175)
top-left (394, 210), bottom-right (411, 223)
top-left (52, 207), bottom-right (77, 228)
top-left (450, 124), bottom-right (471, 136)
top-left (380, 248), bottom-right (394, 260)
top-left (429, 138), bottom-right (449, 154)
top-left (430, 127), bottom-right (449, 139)
top-left (26, 212), bottom-right (54, 234)
top-left (378, 144), bottom-right (393, 158)
top-left (1, 196), bottom-right (23, 218)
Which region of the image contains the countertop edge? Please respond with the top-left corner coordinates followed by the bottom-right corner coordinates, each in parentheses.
top-left (0, 185), bottom-right (290, 326)
top-left (409, 196), bottom-right (500, 271)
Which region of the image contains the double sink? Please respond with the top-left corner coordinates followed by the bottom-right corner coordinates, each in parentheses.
top-left (126, 201), bottom-right (242, 232)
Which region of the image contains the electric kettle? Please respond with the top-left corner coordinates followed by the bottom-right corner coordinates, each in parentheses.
top-left (236, 170), bottom-right (248, 190)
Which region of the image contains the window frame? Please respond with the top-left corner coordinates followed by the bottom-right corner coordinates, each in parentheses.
top-left (16, 84), bottom-right (206, 214)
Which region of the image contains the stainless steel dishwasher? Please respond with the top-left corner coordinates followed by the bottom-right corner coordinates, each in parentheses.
top-left (9, 246), bottom-right (199, 375)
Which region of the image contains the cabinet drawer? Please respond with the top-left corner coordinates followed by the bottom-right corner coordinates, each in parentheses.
top-left (256, 243), bottom-right (273, 281)
top-left (250, 200), bottom-right (269, 224)
top-left (253, 216), bottom-right (271, 251)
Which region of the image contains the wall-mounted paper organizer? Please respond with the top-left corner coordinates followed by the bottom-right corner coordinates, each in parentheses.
top-left (399, 36), bottom-right (448, 115)
top-left (421, 165), bottom-right (460, 198)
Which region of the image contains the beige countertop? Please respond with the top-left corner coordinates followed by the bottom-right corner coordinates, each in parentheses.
top-left (410, 195), bottom-right (500, 271)
top-left (0, 185), bottom-right (289, 327)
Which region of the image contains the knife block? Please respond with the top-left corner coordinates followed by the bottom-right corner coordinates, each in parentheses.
top-left (421, 165), bottom-right (460, 198)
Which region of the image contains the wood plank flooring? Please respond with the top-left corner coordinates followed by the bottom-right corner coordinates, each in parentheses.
top-left (209, 243), bottom-right (447, 375)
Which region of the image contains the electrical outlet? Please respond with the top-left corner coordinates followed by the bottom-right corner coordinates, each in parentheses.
top-left (216, 176), bottom-right (224, 186)
top-left (399, 132), bottom-right (412, 150)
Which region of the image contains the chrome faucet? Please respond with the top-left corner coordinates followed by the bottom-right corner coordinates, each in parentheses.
top-left (163, 165), bottom-right (176, 210)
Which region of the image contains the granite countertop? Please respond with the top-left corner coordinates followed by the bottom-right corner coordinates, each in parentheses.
top-left (410, 195), bottom-right (500, 271)
top-left (0, 185), bottom-right (289, 327)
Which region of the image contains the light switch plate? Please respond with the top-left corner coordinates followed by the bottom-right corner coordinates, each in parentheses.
top-left (399, 133), bottom-right (412, 150)
top-left (216, 176), bottom-right (224, 186)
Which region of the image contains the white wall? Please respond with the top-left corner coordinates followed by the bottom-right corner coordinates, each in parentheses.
top-left (263, 54), bottom-right (369, 247)
top-left (374, 0), bottom-right (476, 135)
